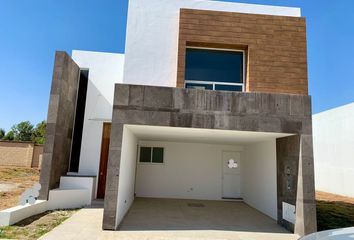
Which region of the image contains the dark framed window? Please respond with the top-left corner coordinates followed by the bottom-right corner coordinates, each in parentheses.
top-left (185, 82), bottom-right (213, 90)
top-left (139, 147), bottom-right (152, 163)
top-left (185, 48), bottom-right (244, 92)
top-left (139, 146), bottom-right (164, 164)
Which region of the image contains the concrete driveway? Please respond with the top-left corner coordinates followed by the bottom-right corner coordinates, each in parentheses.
top-left (40, 198), bottom-right (299, 240)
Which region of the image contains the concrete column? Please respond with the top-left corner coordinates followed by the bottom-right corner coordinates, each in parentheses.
top-left (294, 135), bottom-right (317, 236)
top-left (276, 135), bottom-right (300, 232)
top-left (276, 134), bottom-right (317, 236)
top-left (102, 122), bottom-right (124, 230)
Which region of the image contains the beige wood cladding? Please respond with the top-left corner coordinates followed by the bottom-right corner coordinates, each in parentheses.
top-left (177, 9), bottom-right (308, 95)
top-left (0, 141), bottom-right (43, 168)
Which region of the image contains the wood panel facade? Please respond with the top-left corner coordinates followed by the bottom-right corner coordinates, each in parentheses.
top-left (177, 9), bottom-right (308, 95)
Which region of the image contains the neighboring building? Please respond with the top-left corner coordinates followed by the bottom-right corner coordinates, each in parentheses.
top-left (38, 0), bottom-right (316, 237)
top-left (313, 102), bottom-right (354, 198)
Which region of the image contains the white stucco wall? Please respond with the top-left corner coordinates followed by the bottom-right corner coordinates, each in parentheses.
top-left (123, 0), bottom-right (301, 87)
top-left (242, 140), bottom-right (277, 220)
top-left (134, 139), bottom-right (277, 219)
top-left (313, 103), bottom-right (354, 197)
top-left (59, 176), bottom-right (96, 201)
top-left (71, 50), bottom-right (124, 179)
top-left (135, 140), bottom-right (243, 200)
top-left (116, 126), bottom-right (138, 226)
top-left (0, 200), bottom-right (47, 227)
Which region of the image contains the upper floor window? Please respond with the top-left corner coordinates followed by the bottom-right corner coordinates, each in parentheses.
top-left (185, 48), bottom-right (245, 92)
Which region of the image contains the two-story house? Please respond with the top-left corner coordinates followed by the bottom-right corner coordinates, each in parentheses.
top-left (38, 0), bottom-right (317, 237)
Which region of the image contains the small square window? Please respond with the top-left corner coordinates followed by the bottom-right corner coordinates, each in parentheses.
top-left (152, 147), bottom-right (164, 163)
top-left (139, 146), bottom-right (164, 164)
top-left (139, 147), bottom-right (151, 163)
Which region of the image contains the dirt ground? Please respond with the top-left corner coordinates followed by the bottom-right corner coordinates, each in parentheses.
top-left (0, 167), bottom-right (40, 210)
top-left (0, 167), bottom-right (353, 237)
top-left (316, 191), bottom-right (354, 204)
top-left (0, 210), bottom-right (76, 240)
top-left (316, 191), bottom-right (354, 231)
top-left (0, 168), bottom-right (77, 239)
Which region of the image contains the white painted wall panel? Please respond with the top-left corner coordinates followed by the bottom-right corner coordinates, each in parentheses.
top-left (135, 140), bottom-right (243, 200)
top-left (123, 0), bottom-right (301, 87)
top-left (71, 51), bottom-right (124, 180)
top-left (59, 176), bottom-right (96, 201)
top-left (48, 189), bottom-right (90, 210)
top-left (242, 140), bottom-right (277, 220)
top-left (313, 103), bottom-right (354, 197)
top-left (0, 200), bottom-right (47, 227)
top-left (116, 127), bottom-right (138, 226)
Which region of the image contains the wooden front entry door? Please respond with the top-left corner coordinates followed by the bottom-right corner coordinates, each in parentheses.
top-left (97, 122), bottom-right (111, 199)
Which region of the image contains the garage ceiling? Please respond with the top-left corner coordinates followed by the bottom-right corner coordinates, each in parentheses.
top-left (126, 125), bottom-right (293, 145)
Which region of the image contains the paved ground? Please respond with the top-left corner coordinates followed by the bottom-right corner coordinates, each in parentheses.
top-left (40, 198), bottom-right (299, 240)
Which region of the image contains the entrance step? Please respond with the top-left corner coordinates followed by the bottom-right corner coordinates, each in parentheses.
top-left (59, 175), bottom-right (96, 200)
top-left (47, 174), bottom-right (97, 210)
top-left (90, 199), bottom-right (104, 208)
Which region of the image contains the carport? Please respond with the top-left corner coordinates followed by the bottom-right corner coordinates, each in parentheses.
top-left (114, 125), bottom-right (293, 232)
top-left (101, 84), bottom-right (316, 235)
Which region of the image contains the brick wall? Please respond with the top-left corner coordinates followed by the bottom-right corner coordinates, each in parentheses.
top-left (0, 141), bottom-right (43, 168)
top-left (177, 9), bottom-right (308, 95)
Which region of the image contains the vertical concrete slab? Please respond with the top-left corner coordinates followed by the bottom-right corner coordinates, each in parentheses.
top-left (294, 135), bottom-right (317, 236)
top-left (39, 51), bottom-right (80, 199)
top-left (102, 86), bottom-right (125, 230)
top-left (276, 134), bottom-right (317, 236)
top-left (276, 135), bottom-right (300, 232)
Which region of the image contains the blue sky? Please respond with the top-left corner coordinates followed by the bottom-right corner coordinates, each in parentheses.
top-left (0, 0), bottom-right (353, 131)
